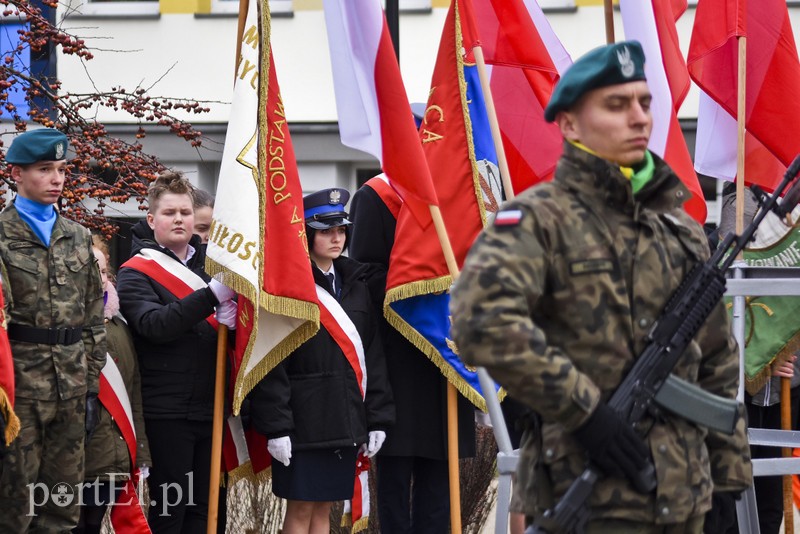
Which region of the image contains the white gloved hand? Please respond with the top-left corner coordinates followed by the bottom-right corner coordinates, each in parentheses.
top-left (215, 300), bottom-right (237, 329)
top-left (365, 430), bottom-right (386, 458)
top-left (208, 278), bottom-right (235, 304)
top-left (268, 436), bottom-right (292, 467)
top-left (139, 466), bottom-right (150, 480)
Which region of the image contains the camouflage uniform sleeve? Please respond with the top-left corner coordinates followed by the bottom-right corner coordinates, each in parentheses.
top-left (450, 206), bottom-right (601, 431)
top-left (696, 300), bottom-right (753, 492)
top-left (83, 234), bottom-right (106, 395)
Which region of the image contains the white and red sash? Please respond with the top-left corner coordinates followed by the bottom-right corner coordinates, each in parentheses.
top-left (365, 174), bottom-right (402, 221)
top-left (316, 283), bottom-right (372, 529)
top-left (98, 355), bottom-right (151, 533)
top-left (123, 249), bottom-right (271, 482)
top-left (121, 248), bottom-right (218, 330)
top-left (315, 285), bottom-right (367, 399)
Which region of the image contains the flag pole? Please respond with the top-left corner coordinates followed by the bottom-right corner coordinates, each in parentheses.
top-left (207, 2), bottom-right (250, 532)
top-left (604, 0), bottom-right (615, 45)
top-left (782, 376), bottom-right (795, 534)
top-left (207, 324), bottom-right (228, 534)
top-left (429, 203), bottom-right (462, 533)
top-left (472, 46), bottom-right (515, 201)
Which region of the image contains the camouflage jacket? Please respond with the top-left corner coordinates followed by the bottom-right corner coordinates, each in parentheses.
top-left (450, 143), bottom-right (752, 524)
top-left (0, 203), bottom-right (105, 400)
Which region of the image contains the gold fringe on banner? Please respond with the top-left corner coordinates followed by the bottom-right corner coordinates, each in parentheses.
top-left (0, 387), bottom-right (19, 446)
top-left (745, 331), bottom-right (800, 396)
top-left (341, 513), bottom-right (370, 533)
top-left (385, 276), bottom-right (497, 412)
top-left (204, 259), bottom-right (259, 304)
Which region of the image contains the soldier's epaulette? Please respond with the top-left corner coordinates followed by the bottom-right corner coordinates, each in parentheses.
top-left (494, 209), bottom-right (523, 227)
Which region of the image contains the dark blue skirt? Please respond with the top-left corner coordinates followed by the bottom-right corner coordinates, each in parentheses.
top-left (271, 446), bottom-right (358, 501)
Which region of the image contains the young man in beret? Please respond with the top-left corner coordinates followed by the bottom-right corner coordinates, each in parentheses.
top-left (0, 128), bottom-right (106, 531)
top-left (450, 41), bottom-right (752, 532)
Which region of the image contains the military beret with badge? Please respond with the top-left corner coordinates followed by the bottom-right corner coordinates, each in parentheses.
top-left (303, 187), bottom-right (353, 230)
top-left (4, 128), bottom-right (69, 165)
top-left (544, 40), bottom-right (647, 122)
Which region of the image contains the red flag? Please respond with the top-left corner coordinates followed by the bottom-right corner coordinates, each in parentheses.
top-left (0, 276), bottom-right (17, 447)
top-left (688, 0), bottom-right (800, 189)
top-left (323, 0), bottom-right (438, 223)
top-left (468, 0), bottom-right (570, 193)
top-left (621, 0), bottom-right (707, 223)
top-left (384, 0), bottom-right (502, 411)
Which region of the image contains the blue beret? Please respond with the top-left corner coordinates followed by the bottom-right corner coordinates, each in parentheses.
top-left (304, 188), bottom-right (352, 230)
top-left (5, 129), bottom-right (69, 165)
top-left (544, 40), bottom-right (647, 122)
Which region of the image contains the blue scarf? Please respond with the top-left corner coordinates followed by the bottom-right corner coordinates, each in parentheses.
top-left (15, 196), bottom-right (56, 246)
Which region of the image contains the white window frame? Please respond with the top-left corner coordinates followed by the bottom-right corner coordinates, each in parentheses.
top-left (63, 0), bottom-right (159, 18)
top-left (538, 0), bottom-right (576, 8)
top-left (211, 0), bottom-right (292, 15)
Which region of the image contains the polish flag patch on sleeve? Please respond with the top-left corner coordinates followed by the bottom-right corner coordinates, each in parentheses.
top-left (494, 209), bottom-right (524, 227)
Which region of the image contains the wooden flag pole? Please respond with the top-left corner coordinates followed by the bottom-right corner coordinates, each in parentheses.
top-left (207, 324), bottom-right (229, 534)
top-left (472, 45), bottom-right (515, 201)
top-left (604, 0), bottom-right (615, 45)
top-left (782, 376), bottom-right (795, 534)
top-left (429, 204), bottom-right (463, 533)
top-left (208, 2), bottom-right (251, 532)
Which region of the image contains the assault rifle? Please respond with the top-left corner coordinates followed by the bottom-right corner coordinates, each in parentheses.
top-left (528, 154), bottom-right (800, 534)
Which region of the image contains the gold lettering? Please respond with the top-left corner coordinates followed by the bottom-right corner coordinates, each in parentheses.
top-left (290, 205), bottom-right (302, 224)
top-left (239, 241), bottom-right (254, 261)
top-left (216, 225), bottom-right (231, 249)
top-left (423, 104), bottom-right (444, 124)
top-left (270, 170), bottom-right (287, 192)
top-left (239, 59), bottom-right (256, 83)
top-left (269, 144), bottom-right (283, 158)
top-left (243, 25), bottom-right (258, 50)
top-left (269, 156), bottom-right (284, 172)
top-left (274, 191), bottom-right (292, 205)
top-left (421, 129), bottom-right (444, 144)
top-left (271, 120), bottom-right (286, 144)
top-left (274, 95), bottom-right (286, 118)
top-left (227, 233), bottom-right (244, 254)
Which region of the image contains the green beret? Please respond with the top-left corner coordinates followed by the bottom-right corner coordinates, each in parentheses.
top-left (5, 129), bottom-right (69, 165)
top-left (544, 40), bottom-right (647, 122)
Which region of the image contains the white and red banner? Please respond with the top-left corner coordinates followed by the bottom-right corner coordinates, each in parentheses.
top-left (206, 0), bottom-right (319, 420)
top-left (323, 0), bottom-right (438, 223)
top-left (620, 0), bottom-right (707, 223)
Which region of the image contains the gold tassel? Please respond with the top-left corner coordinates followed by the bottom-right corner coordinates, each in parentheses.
top-left (0, 387), bottom-right (20, 446)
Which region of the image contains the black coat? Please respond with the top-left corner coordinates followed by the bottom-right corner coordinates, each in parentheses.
top-left (116, 220), bottom-right (220, 421)
top-left (349, 183), bottom-right (476, 459)
top-left (249, 256), bottom-right (395, 451)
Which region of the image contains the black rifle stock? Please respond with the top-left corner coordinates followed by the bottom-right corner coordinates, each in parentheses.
top-left (527, 154), bottom-right (800, 534)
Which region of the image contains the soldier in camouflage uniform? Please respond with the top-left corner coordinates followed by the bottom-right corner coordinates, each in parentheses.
top-left (0, 129), bottom-right (106, 532)
top-left (450, 41), bottom-right (752, 533)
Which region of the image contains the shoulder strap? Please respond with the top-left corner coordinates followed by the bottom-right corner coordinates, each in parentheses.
top-left (364, 175), bottom-right (402, 220)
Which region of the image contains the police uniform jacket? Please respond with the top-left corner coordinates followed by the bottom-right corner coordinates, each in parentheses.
top-left (349, 183), bottom-right (476, 459)
top-left (84, 286), bottom-right (151, 480)
top-left (0, 202), bottom-right (106, 400)
top-left (117, 221), bottom-right (219, 421)
top-left (450, 142), bottom-right (752, 524)
top-left (250, 256), bottom-right (395, 451)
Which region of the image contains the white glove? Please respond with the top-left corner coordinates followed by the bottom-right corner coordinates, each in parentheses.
top-left (208, 278), bottom-right (235, 304)
top-left (215, 300), bottom-right (237, 329)
top-left (365, 430), bottom-right (386, 458)
top-left (268, 436), bottom-right (292, 467)
top-left (139, 466), bottom-right (150, 480)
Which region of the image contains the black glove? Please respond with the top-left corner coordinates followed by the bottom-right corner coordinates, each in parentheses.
top-left (703, 491), bottom-right (739, 533)
top-left (85, 392), bottom-right (100, 442)
top-left (572, 402), bottom-right (650, 485)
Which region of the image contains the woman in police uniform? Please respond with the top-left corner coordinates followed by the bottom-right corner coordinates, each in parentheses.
top-left (250, 187), bottom-right (394, 534)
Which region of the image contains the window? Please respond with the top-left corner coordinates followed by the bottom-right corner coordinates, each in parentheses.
top-left (211, 0), bottom-right (292, 15)
top-left (539, 0), bottom-right (576, 9)
top-left (62, 0), bottom-right (159, 18)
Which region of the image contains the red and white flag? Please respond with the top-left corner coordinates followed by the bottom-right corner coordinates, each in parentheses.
top-left (688, 0), bottom-right (800, 190)
top-left (620, 0), bottom-right (707, 223)
top-left (206, 0), bottom-right (319, 420)
top-left (470, 0), bottom-right (570, 193)
top-left (323, 0), bottom-right (438, 222)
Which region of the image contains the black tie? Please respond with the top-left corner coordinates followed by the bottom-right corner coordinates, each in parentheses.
top-left (325, 272), bottom-right (336, 297)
